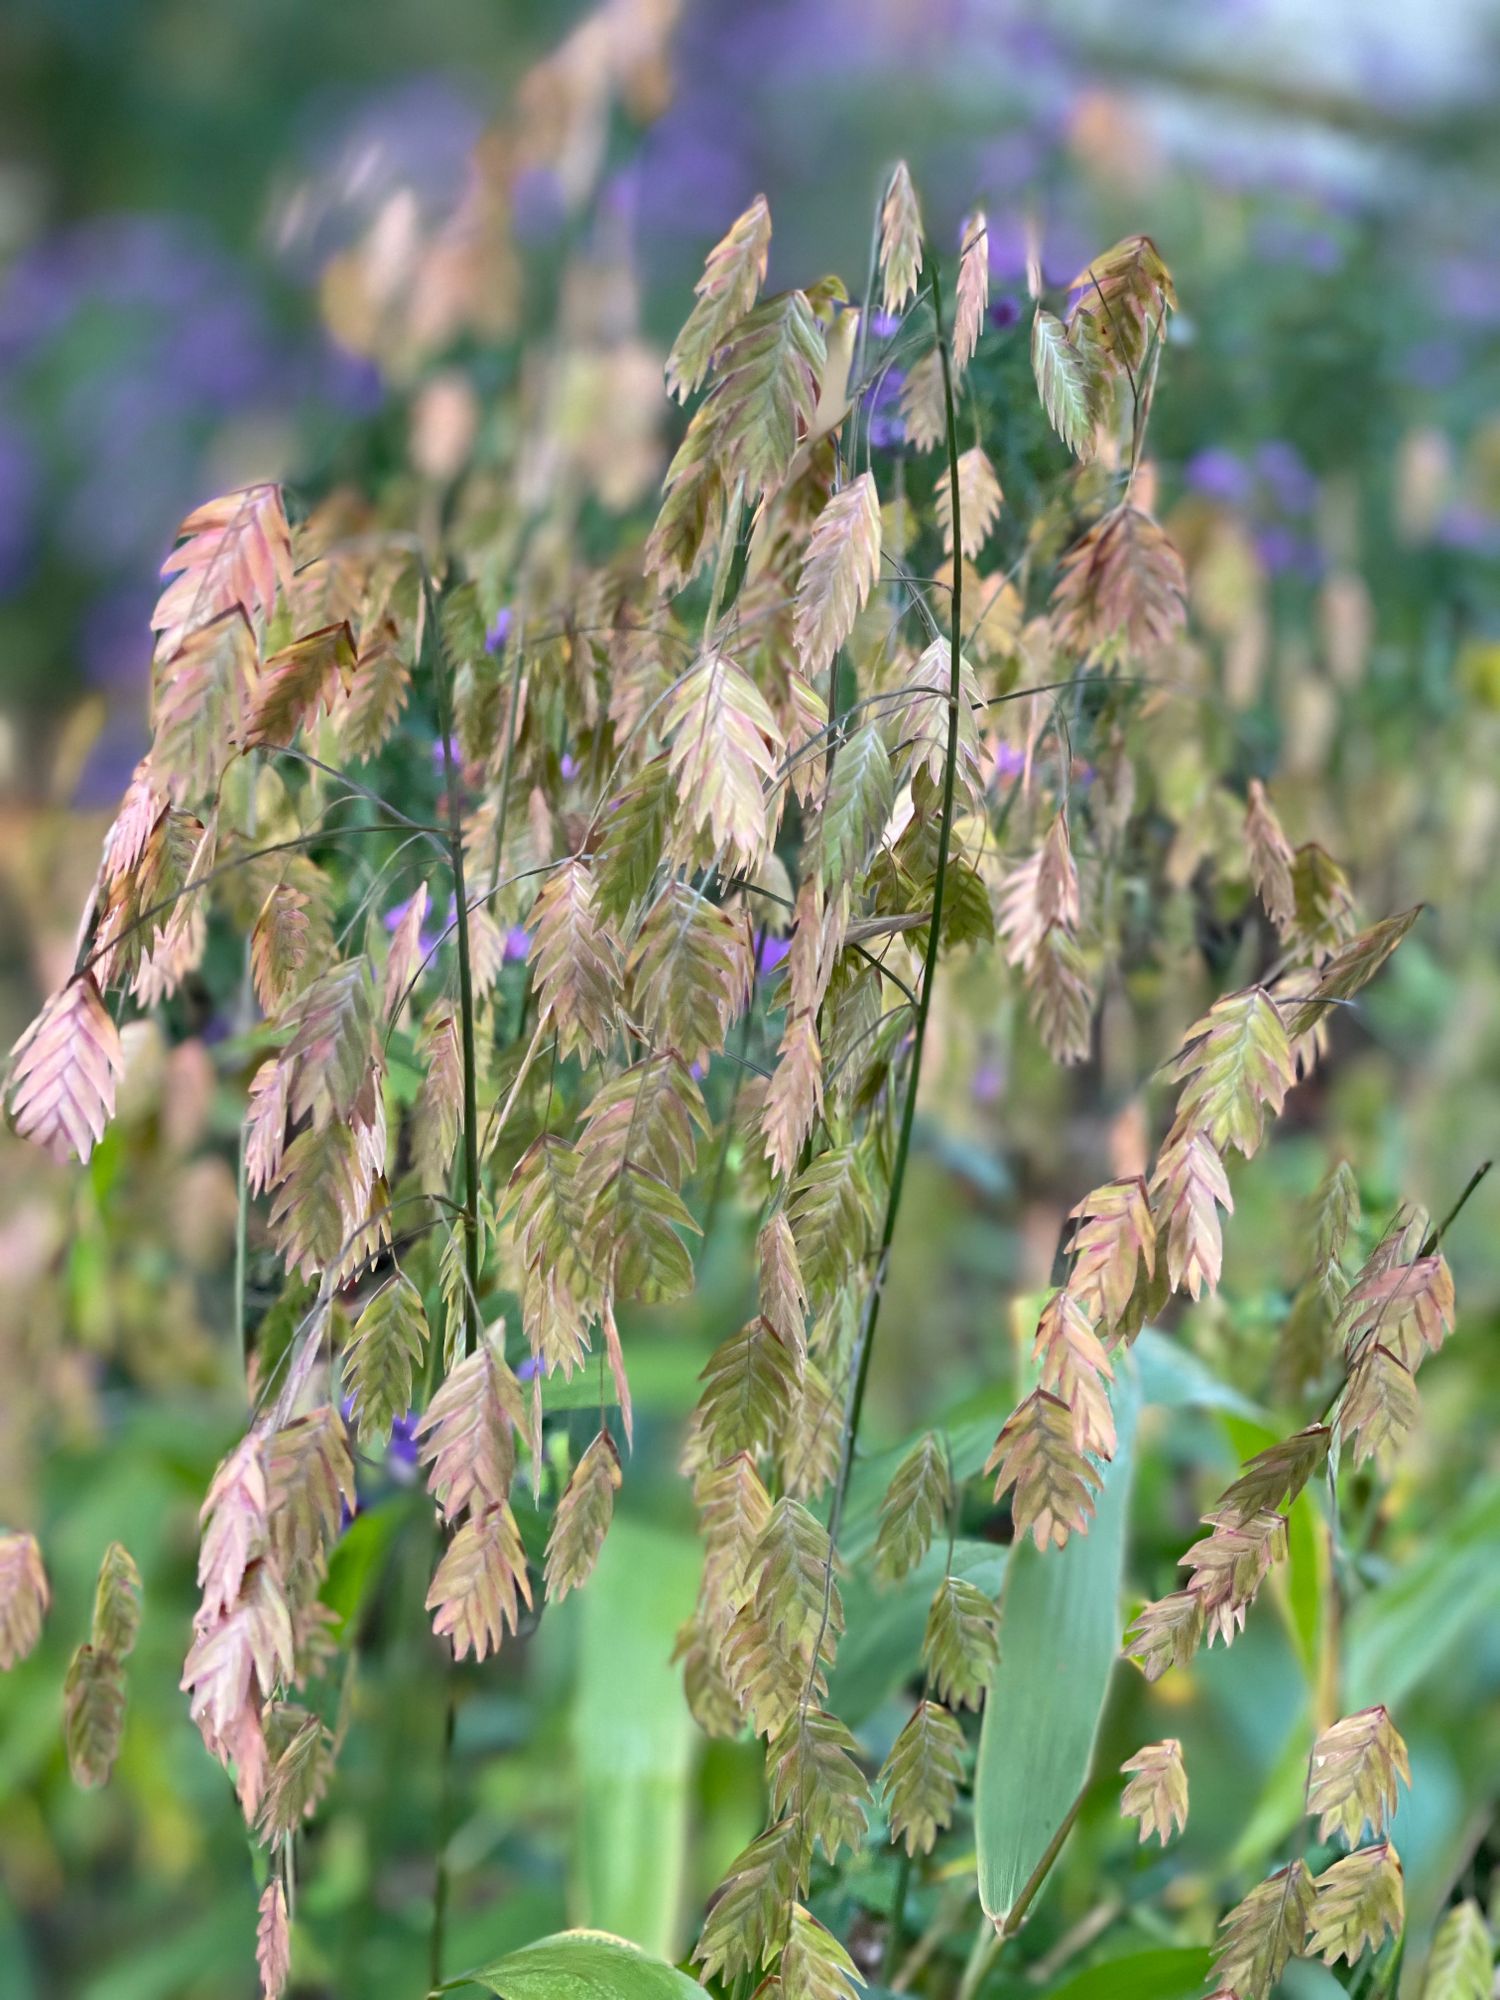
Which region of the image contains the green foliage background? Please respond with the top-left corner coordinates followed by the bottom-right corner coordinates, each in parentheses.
top-left (1, 3), bottom-right (1499, 1997)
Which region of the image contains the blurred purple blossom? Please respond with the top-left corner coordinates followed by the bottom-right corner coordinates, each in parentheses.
top-left (486, 606), bottom-right (514, 653)
top-left (757, 933), bottom-right (792, 978)
top-left (505, 926), bottom-right (531, 964)
top-left (1185, 447), bottom-right (1254, 507)
top-left (988, 294), bottom-right (1022, 331)
top-left (1434, 506), bottom-right (1500, 556)
top-left (1254, 526), bottom-right (1324, 579)
top-left (512, 165), bottom-right (568, 244)
top-left (867, 366), bottom-right (905, 450)
top-left (1255, 440), bottom-right (1318, 515)
top-left (993, 742), bottom-right (1027, 786)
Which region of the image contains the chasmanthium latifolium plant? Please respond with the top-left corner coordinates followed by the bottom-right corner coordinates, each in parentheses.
top-left (0, 157), bottom-right (1472, 2000)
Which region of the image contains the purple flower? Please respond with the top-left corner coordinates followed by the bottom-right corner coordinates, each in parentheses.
top-left (993, 742), bottom-right (1027, 786)
top-left (1254, 526), bottom-right (1323, 580)
top-left (867, 365), bottom-right (905, 450)
top-left (512, 165), bottom-right (567, 243)
top-left (1255, 440), bottom-right (1318, 515)
top-left (560, 751), bottom-right (578, 782)
top-left (386, 1412), bottom-right (420, 1479)
top-left (504, 925), bottom-right (531, 964)
top-left (866, 308), bottom-right (901, 340)
top-left (1185, 447), bottom-right (1253, 507)
top-left (1434, 506), bottom-right (1500, 556)
top-left (485, 607), bottom-right (513, 654)
top-left (988, 295), bottom-right (1022, 331)
top-left (757, 933), bottom-right (792, 978)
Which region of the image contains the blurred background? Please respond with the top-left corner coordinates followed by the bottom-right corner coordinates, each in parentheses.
top-left (2, 1), bottom-right (1499, 1995)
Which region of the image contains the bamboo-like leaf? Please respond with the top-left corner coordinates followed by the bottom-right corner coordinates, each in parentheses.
top-left (976, 1363), bottom-right (1139, 1928)
top-left (472, 1930), bottom-right (706, 1998)
top-left (879, 161), bottom-right (923, 317)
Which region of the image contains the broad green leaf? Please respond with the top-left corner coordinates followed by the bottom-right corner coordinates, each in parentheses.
top-left (976, 1361), bottom-right (1140, 1928)
top-left (1346, 1478), bottom-right (1500, 1708)
top-left (571, 1519), bottom-right (701, 1957)
top-left (1228, 1709), bottom-right (1315, 1873)
top-left (1133, 1327), bottom-right (1264, 1419)
top-left (1041, 1945), bottom-right (1213, 1999)
top-left (462, 1930), bottom-right (705, 1998)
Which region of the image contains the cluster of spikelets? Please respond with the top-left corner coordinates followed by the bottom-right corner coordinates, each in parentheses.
top-left (0, 137), bottom-right (1465, 2000)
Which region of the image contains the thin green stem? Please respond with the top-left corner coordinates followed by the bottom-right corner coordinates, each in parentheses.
top-left (827, 244), bottom-right (964, 1528)
top-left (883, 1849), bottom-right (914, 1983)
top-left (427, 581), bottom-right (483, 1361)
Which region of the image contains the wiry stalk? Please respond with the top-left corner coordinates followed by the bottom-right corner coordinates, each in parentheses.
top-left (422, 578), bottom-right (485, 1990)
top-left (427, 581), bottom-right (484, 1361)
top-left (828, 244), bottom-right (965, 1531)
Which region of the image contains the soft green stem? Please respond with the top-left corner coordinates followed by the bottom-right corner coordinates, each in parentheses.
top-left (883, 1849), bottom-right (914, 1983)
top-left (827, 245), bottom-right (964, 1527)
top-left (427, 582), bottom-right (484, 1361)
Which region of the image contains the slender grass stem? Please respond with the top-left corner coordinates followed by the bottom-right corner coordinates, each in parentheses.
top-left (827, 244), bottom-right (965, 1530)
